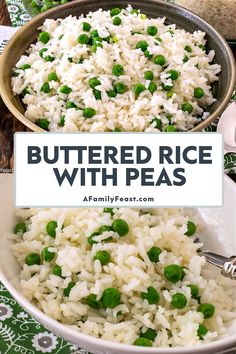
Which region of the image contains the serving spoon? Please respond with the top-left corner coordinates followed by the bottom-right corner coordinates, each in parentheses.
top-left (194, 238), bottom-right (236, 280)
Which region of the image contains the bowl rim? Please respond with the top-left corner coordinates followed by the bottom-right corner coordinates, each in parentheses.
top-left (0, 0), bottom-right (235, 132)
top-left (0, 262), bottom-right (236, 354)
top-left (0, 175), bottom-right (236, 353)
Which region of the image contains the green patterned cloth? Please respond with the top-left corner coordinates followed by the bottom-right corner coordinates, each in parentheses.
top-left (1, 1), bottom-right (236, 353)
top-left (0, 284), bottom-right (81, 353)
top-left (6, 0), bottom-right (30, 26)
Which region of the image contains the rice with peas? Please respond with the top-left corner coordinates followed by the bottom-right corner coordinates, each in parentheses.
top-left (11, 208), bottom-right (235, 347)
top-left (11, 6), bottom-right (221, 132)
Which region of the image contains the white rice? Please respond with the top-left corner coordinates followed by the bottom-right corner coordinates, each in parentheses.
top-left (11, 6), bottom-right (221, 132)
top-left (11, 208), bottom-right (235, 347)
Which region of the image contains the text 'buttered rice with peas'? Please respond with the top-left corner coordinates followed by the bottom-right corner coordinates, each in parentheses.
top-left (11, 208), bottom-right (235, 348)
top-left (11, 6), bottom-right (221, 132)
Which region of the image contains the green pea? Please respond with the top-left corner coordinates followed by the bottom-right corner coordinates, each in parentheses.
top-left (46, 220), bottom-right (57, 238)
top-left (41, 246), bottom-right (55, 262)
top-left (99, 225), bottom-right (113, 233)
top-left (88, 232), bottom-right (100, 245)
top-left (147, 246), bottom-right (162, 262)
top-left (185, 45), bottom-right (192, 53)
top-left (48, 72), bottom-right (58, 81)
top-left (112, 219), bottom-right (129, 236)
top-left (164, 264), bottom-right (185, 283)
top-left (21, 87), bottom-right (30, 96)
top-left (52, 264), bottom-right (62, 277)
top-left (39, 48), bottom-right (48, 58)
top-left (114, 83), bottom-right (127, 94)
top-left (66, 101), bottom-right (78, 109)
top-left (167, 92), bottom-right (174, 99)
top-left (165, 125), bottom-right (177, 132)
top-left (89, 77), bottom-right (101, 88)
top-left (112, 64), bottom-right (124, 76)
top-left (94, 250), bottom-right (110, 265)
top-left (140, 328), bottom-right (157, 341)
top-left (183, 55), bottom-right (189, 63)
top-left (171, 293), bottom-right (187, 309)
top-left (92, 37), bottom-right (103, 44)
top-left (151, 117), bottom-right (162, 129)
top-left (147, 26), bottom-right (158, 36)
top-left (63, 281), bottom-right (75, 297)
top-left (45, 55), bottom-right (55, 62)
top-left (107, 90), bottom-right (117, 98)
top-left (194, 87), bottom-right (205, 99)
top-left (182, 102), bottom-right (193, 113)
top-left (83, 107), bottom-right (96, 118)
top-left (144, 50), bottom-right (153, 60)
top-left (130, 9), bottom-right (139, 15)
top-left (60, 85), bottom-right (72, 94)
top-left (20, 64), bottom-right (31, 70)
top-left (110, 8), bottom-right (121, 17)
top-left (154, 55), bottom-right (166, 66)
top-left (40, 82), bottom-right (50, 93)
top-left (104, 35), bottom-right (111, 43)
top-left (113, 17), bottom-right (122, 26)
top-left (140, 14), bottom-right (147, 20)
top-left (113, 127), bottom-right (122, 132)
top-left (103, 208), bottom-right (114, 216)
top-left (168, 70), bottom-right (179, 80)
top-left (133, 83), bottom-right (145, 98)
top-left (188, 284), bottom-right (199, 299)
top-left (37, 118), bottom-right (50, 130)
top-left (39, 31), bottom-right (50, 44)
top-left (197, 324), bottom-right (208, 339)
top-left (136, 40), bottom-right (148, 52)
top-left (198, 44), bottom-right (206, 52)
top-left (148, 82), bottom-right (157, 94)
top-left (82, 22), bottom-right (91, 31)
top-left (85, 294), bottom-right (103, 309)
top-left (144, 70), bottom-right (154, 80)
top-left (130, 9), bottom-right (139, 16)
top-left (134, 337), bottom-right (153, 347)
top-left (59, 115), bottom-right (65, 127)
top-left (161, 83), bottom-right (173, 91)
top-left (92, 43), bottom-right (103, 52)
top-left (198, 303), bottom-right (215, 319)
top-left (15, 222), bottom-right (27, 234)
top-left (185, 221), bottom-right (196, 236)
top-left (141, 287), bottom-right (160, 305)
top-left (167, 29), bottom-right (174, 35)
top-left (101, 287), bottom-right (121, 308)
top-left (77, 34), bottom-right (89, 44)
top-left (25, 253), bottom-right (41, 266)
top-left (91, 30), bottom-right (98, 37)
top-left (12, 70), bottom-right (19, 77)
top-left (93, 89), bottom-right (101, 100)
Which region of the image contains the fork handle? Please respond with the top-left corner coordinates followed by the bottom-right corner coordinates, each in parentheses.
top-left (203, 251), bottom-right (228, 268)
top-left (203, 252), bottom-right (236, 280)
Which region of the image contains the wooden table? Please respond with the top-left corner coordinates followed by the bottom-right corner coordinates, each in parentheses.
top-left (0, 0), bottom-right (235, 172)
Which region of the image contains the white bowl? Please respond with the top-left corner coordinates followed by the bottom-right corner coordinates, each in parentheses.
top-left (0, 174), bottom-right (235, 354)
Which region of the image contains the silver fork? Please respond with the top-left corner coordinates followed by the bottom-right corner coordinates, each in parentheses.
top-left (194, 237), bottom-right (236, 280)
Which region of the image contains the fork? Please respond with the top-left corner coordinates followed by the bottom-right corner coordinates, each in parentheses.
top-left (194, 238), bottom-right (236, 280)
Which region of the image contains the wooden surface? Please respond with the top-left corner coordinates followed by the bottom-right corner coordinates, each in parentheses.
top-left (0, 1), bottom-right (235, 172)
